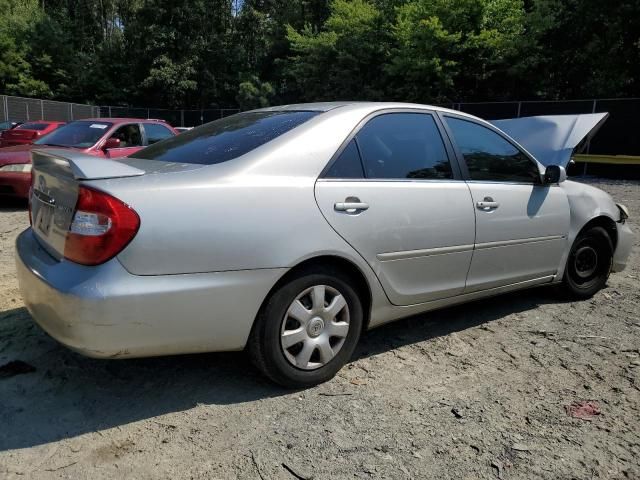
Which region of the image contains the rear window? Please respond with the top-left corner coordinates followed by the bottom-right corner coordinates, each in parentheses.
top-left (133, 111), bottom-right (319, 164)
top-left (18, 123), bottom-right (50, 131)
top-left (34, 121), bottom-right (113, 148)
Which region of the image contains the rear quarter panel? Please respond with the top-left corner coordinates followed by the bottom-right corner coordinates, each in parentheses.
top-left (96, 106), bottom-right (378, 276)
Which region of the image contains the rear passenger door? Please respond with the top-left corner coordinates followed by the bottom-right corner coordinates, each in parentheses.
top-left (315, 110), bottom-right (476, 306)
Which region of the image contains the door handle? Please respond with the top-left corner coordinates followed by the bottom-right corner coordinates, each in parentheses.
top-left (476, 197), bottom-right (499, 210)
top-left (334, 199), bottom-right (369, 213)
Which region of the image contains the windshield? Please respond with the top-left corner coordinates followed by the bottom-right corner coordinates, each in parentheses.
top-left (34, 121), bottom-right (113, 148)
top-left (133, 111), bottom-right (319, 164)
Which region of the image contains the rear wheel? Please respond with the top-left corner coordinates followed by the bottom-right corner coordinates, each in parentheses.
top-left (562, 226), bottom-right (613, 299)
top-left (248, 268), bottom-right (363, 388)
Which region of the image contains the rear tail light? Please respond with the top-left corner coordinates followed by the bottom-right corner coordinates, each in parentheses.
top-left (64, 186), bottom-right (140, 266)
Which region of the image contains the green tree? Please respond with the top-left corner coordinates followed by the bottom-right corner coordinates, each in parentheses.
top-left (0, 0), bottom-right (638, 109)
top-left (0, 0), bottom-right (50, 97)
top-left (284, 0), bottom-right (388, 101)
top-left (387, 0), bottom-right (528, 102)
top-left (236, 75), bottom-right (275, 109)
top-left (526, 0), bottom-right (640, 98)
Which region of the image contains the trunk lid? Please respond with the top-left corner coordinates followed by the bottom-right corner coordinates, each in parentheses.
top-left (1, 129), bottom-right (38, 143)
top-left (30, 149), bottom-right (145, 260)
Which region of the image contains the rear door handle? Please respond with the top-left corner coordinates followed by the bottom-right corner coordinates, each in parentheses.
top-left (476, 197), bottom-right (499, 210)
top-left (334, 200), bottom-right (369, 213)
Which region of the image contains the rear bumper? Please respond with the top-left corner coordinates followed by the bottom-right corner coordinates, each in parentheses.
top-left (15, 228), bottom-right (285, 358)
top-left (0, 171), bottom-right (30, 198)
top-left (612, 221), bottom-right (634, 272)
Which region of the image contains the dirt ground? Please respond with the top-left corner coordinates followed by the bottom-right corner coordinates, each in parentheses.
top-left (0, 179), bottom-right (639, 480)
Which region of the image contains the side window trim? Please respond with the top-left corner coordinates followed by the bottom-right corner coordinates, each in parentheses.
top-left (439, 112), bottom-right (542, 184)
top-left (135, 122), bottom-right (144, 148)
top-left (351, 137), bottom-right (367, 177)
top-left (320, 108), bottom-right (463, 181)
top-left (140, 122), bottom-right (149, 146)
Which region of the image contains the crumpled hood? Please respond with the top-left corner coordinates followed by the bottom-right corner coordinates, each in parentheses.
top-left (492, 113), bottom-right (609, 167)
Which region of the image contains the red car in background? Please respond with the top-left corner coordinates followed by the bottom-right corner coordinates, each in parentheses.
top-left (0, 120), bottom-right (22, 133)
top-left (0, 118), bottom-right (177, 199)
top-left (0, 121), bottom-right (65, 147)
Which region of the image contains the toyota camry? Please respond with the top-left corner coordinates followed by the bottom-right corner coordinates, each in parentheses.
top-left (15, 102), bottom-right (633, 387)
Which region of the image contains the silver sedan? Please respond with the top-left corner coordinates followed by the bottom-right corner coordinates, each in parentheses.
top-left (16, 102), bottom-right (633, 387)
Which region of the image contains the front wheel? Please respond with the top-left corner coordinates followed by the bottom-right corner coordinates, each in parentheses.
top-left (248, 268), bottom-right (363, 388)
top-left (562, 226), bottom-right (613, 299)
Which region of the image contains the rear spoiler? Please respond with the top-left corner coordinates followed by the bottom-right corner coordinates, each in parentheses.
top-left (491, 113), bottom-right (609, 167)
top-left (32, 148), bottom-right (145, 180)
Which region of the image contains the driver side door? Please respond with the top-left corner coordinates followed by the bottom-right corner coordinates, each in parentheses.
top-left (442, 114), bottom-right (570, 293)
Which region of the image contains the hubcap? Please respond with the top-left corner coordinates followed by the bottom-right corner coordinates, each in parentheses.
top-left (307, 317), bottom-right (325, 338)
top-left (574, 245), bottom-right (598, 279)
top-left (280, 285), bottom-right (350, 371)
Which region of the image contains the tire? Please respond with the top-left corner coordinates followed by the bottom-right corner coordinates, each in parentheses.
top-left (562, 226), bottom-right (613, 299)
top-left (248, 267), bottom-right (364, 388)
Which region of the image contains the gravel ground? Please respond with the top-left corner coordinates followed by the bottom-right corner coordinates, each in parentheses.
top-left (0, 179), bottom-right (639, 480)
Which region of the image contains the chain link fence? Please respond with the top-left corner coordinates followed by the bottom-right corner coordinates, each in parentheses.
top-left (0, 95), bottom-right (100, 123)
top-left (0, 95), bottom-right (239, 128)
top-left (97, 106), bottom-right (240, 127)
top-left (2, 94), bottom-right (638, 156)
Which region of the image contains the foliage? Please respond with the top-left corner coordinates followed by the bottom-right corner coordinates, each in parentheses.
top-left (285, 0), bottom-right (387, 101)
top-left (0, 0), bottom-right (638, 108)
top-left (0, 0), bottom-right (50, 97)
top-left (236, 75), bottom-right (275, 109)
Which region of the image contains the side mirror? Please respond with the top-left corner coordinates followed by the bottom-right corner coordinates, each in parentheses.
top-left (544, 165), bottom-right (567, 184)
top-left (102, 137), bottom-right (121, 151)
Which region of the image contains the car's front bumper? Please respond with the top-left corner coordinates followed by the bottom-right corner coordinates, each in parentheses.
top-left (612, 221), bottom-right (634, 272)
top-left (0, 171), bottom-right (30, 198)
top-left (15, 228), bottom-right (285, 358)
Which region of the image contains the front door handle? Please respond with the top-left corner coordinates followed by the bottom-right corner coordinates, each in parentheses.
top-left (476, 196), bottom-right (499, 210)
top-left (335, 198), bottom-right (369, 213)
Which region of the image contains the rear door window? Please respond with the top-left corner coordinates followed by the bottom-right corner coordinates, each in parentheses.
top-left (325, 140), bottom-right (365, 179)
top-left (355, 113), bottom-right (453, 180)
top-left (134, 111), bottom-right (319, 164)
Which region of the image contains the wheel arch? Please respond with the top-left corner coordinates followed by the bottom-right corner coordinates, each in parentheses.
top-left (254, 254), bottom-right (373, 334)
top-left (575, 215), bottom-right (618, 250)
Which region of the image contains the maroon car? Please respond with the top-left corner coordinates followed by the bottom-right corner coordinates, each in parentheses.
top-left (0, 118), bottom-right (177, 199)
top-left (0, 121), bottom-right (66, 148)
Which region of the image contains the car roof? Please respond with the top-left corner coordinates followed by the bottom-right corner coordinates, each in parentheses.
top-left (252, 101), bottom-right (478, 120)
